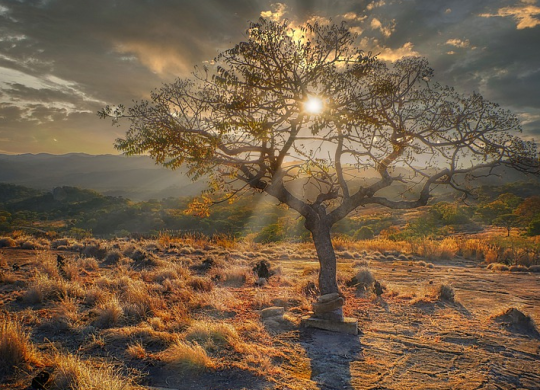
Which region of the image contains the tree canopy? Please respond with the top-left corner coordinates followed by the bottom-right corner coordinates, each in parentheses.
top-left (100, 18), bottom-right (538, 296)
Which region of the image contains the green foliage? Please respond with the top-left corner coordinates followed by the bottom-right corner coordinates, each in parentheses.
top-left (527, 218), bottom-right (540, 236)
top-left (254, 223), bottom-right (285, 243)
top-left (353, 226), bottom-right (374, 240)
top-left (430, 202), bottom-right (472, 225)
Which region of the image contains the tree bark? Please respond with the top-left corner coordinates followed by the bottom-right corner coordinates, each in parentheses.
top-left (309, 222), bottom-right (340, 295)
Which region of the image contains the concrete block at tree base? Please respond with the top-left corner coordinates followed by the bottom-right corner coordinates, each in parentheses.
top-left (261, 306), bottom-right (285, 319)
top-left (312, 297), bottom-right (344, 314)
top-left (314, 310), bottom-right (344, 322)
top-left (301, 316), bottom-right (358, 335)
top-left (317, 293), bottom-right (340, 303)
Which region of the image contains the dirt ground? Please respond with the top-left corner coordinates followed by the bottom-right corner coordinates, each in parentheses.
top-left (277, 255), bottom-right (540, 389)
top-left (1, 247), bottom-right (539, 390)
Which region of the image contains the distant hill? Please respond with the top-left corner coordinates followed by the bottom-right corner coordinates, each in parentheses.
top-left (0, 153), bottom-right (207, 201)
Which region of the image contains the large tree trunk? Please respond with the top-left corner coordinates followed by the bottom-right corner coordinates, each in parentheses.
top-left (310, 222), bottom-right (339, 295)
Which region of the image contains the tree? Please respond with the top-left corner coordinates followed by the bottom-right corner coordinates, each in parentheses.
top-left (493, 213), bottom-right (519, 237)
top-left (100, 19), bottom-right (538, 313)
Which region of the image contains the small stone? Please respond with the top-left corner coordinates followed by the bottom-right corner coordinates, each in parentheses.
top-left (312, 297), bottom-right (344, 314)
top-left (317, 293), bottom-right (340, 303)
top-left (261, 306), bottom-right (285, 319)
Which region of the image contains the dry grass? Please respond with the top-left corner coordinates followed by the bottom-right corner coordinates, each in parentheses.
top-left (0, 315), bottom-right (40, 377)
top-left (159, 340), bottom-right (214, 374)
top-left (125, 341), bottom-right (147, 360)
top-left (93, 296), bottom-right (124, 328)
top-left (184, 320), bottom-right (241, 352)
top-left (51, 353), bottom-right (135, 390)
top-left (487, 263), bottom-right (509, 271)
top-left (0, 236), bottom-right (17, 248)
top-left (24, 273), bottom-right (84, 304)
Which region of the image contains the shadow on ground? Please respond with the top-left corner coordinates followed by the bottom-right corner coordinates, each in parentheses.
top-left (300, 328), bottom-right (362, 390)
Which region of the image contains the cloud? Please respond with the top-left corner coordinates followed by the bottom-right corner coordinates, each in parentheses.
top-left (480, 4), bottom-right (540, 29)
top-left (445, 38), bottom-right (471, 48)
top-left (360, 37), bottom-right (420, 62)
top-left (261, 3), bottom-right (288, 21)
top-left (370, 18), bottom-right (395, 37)
top-left (366, 1), bottom-right (386, 11)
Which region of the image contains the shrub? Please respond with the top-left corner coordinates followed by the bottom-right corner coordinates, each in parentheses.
top-left (437, 284), bottom-right (455, 302)
top-left (0, 237), bottom-right (17, 248)
top-left (487, 263), bottom-right (509, 271)
top-left (349, 268), bottom-right (375, 291)
top-left (353, 226), bottom-right (374, 240)
top-left (254, 223), bottom-right (285, 243)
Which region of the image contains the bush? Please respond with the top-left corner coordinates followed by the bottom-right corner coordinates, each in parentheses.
top-left (349, 268), bottom-right (375, 292)
top-left (437, 284), bottom-right (455, 302)
top-left (353, 226), bottom-right (374, 240)
top-left (254, 223), bottom-right (285, 243)
top-left (0, 237), bottom-right (17, 248)
top-left (526, 218), bottom-right (540, 236)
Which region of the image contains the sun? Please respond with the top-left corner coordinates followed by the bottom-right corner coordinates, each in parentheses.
top-left (304, 96), bottom-right (323, 114)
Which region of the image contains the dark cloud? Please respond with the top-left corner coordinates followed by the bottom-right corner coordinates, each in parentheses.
top-left (0, 0), bottom-right (539, 154)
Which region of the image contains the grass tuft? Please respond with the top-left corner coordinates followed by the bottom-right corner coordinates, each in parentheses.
top-left (160, 340), bottom-right (214, 374)
top-left (0, 315), bottom-right (40, 377)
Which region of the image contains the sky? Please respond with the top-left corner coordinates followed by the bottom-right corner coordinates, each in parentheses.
top-left (0, 0), bottom-right (539, 155)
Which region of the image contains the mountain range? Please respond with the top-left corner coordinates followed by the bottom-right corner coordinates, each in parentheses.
top-left (0, 153), bottom-right (206, 201)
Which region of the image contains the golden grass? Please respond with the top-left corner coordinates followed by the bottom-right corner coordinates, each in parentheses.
top-left (24, 273), bottom-right (84, 304)
top-left (184, 320), bottom-right (241, 352)
top-left (0, 315), bottom-right (40, 377)
top-left (94, 296), bottom-right (124, 328)
top-left (51, 353), bottom-right (135, 390)
top-left (159, 340), bottom-right (214, 374)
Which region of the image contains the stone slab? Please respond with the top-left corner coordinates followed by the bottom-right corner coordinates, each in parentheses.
top-left (317, 293), bottom-right (340, 303)
top-left (301, 316), bottom-right (358, 335)
top-left (261, 306), bottom-right (285, 319)
top-left (312, 297), bottom-right (344, 314)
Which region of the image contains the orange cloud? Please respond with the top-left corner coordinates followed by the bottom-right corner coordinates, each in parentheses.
top-left (480, 4), bottom-right (540, 29)
top-left (445, 38), bottom-right (471, 48)
top-left (114, 41), bottom-right (192, 76)
top-left (370, 18), bottom-right (395, 37)
top-left (260, 3), bottom-right (287, 21)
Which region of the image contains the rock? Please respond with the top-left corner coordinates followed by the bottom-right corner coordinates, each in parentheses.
top-left (302, 316), bottom-right (358, 335)
top-left (317, 293), bottom-right (340, 303)
top-left (261, 306), bottom-right (285, 319)
top-left (255, 277), bottom-right (268, 286)
top-left (312, 297), bottom-right (344, 314)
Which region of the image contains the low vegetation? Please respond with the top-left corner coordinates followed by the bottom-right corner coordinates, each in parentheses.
top-left (0, 224), bottom-right (539, 387)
